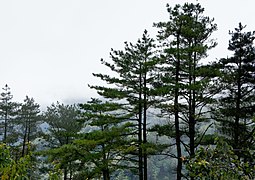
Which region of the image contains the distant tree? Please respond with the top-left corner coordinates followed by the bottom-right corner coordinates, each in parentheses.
top-left (0, 84), bottom-right (19, 144)
top-left (213, 23), bottom-right (255, 160)
top-left (43, 102), bottom-right (82, 180)
top-left (16, 96), bottom-right (41, 157)
top-left (154, 3), bottom-right (217, 179)
top-left (8, 96), bottom-right (42, 179)
top-left (43, 102), bottom-right (81, 147)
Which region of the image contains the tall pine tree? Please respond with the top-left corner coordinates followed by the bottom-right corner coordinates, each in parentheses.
top-left (16, 96), bottom-right (41, 157)
top-left (91, 30), bottom-right (158, 180)
top-left (154, 3), bottom-right (217, 179)
top-left (214, 23), bottom-right (255, 161)
top-left (0, 84), bottom-right (19, 144)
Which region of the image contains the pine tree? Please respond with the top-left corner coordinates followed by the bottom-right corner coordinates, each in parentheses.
top-left (77, 98), bottom-right (135, 180)
top-left (45, 99), bottom-right (135, 179)
top-left (90, 30), bottom-right (158, 179)
top-left (16, 96), bottom-right (41, 157)
top-left (154, 3), bottom-right (217, 179)
top-left (214, 23), bottom-right (255, 160)
top-left (43, 102), bottom-right (81, 147)
top-left (43, 102), bottom-right (82, 180)
top-left (0, 84), bottom-right (19, 144)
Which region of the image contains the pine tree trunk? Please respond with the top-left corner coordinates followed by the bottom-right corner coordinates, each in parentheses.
top-left (28, 118), bottom-right (31, 144)
top-left (63, 168), bottom-right (68, 180)
top-left (22, 120), bottom-right (28, 157)
top-left (3, 109), bottom-right (8, 143)
top-left (234, 56), bottom-right (242, 157)
top-left (103, 169), bottom-right (110, 180)
top-left (138, 69), bottom-right (144, 180)
top-left (175, 34), bottom-right (182, 180)
top-left (143, 70), bottom-right (148, 180)
top-left (189, 51), bottom-right (197, 158)
top-left (102, 143), bottom-right (110, 180)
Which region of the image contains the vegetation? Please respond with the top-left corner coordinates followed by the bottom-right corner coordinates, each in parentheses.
top-left (185, 138), bottom-right (255, 179)
top-left (0, 143), bottom-right (32, 179)
top-left (1, 2), bottom-right (255, 180)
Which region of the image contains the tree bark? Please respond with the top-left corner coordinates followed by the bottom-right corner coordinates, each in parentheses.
top-left (138, 68), bottom-right (144, 180)
top-left (234, 56), bottom-right (242, 157)
top-left (22, 119), bottom-right (28, 157)
top-left (143, 64), bottom-right (148, 180)
top-left (175, 34), bottom-right (182, 180)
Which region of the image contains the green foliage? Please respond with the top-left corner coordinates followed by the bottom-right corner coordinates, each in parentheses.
top-left (43, 102), bottom-right (82, 147)
top-left (91, 30), bottom-right (157, 108)
top-left (185, 138), bottom-right (255, 179)
top-left (44, 99), bottom-right (136, 179)
top-left (0, 143), bottom-right (31, 180)
top-left (78, 99), bottom-right (137, 178)
top-left (48, 162), bottom-right (63, 180)
top-left (41, 102), bottom-right (82, 179)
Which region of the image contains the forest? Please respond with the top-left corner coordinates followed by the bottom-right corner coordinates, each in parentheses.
top-left (1, 2), bottom-right (255, 180)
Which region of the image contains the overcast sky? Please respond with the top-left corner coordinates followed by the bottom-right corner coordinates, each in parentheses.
top-left (0, 0), bottom-right (254, 109)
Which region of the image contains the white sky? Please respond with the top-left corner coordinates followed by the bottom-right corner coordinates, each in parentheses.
top-left (0, 0), bottom-right (254, 109)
